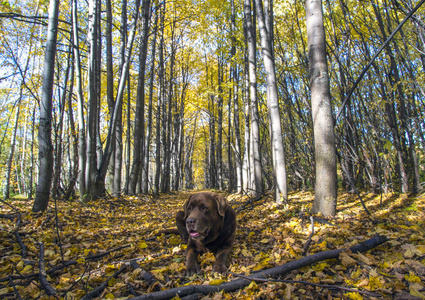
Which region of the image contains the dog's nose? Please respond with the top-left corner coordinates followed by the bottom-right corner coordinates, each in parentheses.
top-left (186, 218), bottom-right (196, 225)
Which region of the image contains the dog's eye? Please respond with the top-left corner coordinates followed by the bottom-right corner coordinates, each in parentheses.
top-left (201, 206), bottom-right (208, 212)
top-left (187, 205), bottom-right (193, 211)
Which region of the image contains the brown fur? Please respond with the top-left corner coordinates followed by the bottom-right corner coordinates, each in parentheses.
top-left (176, 192), bottom-right (236, 275)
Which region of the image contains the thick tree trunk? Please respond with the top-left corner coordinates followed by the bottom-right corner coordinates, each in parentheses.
top-left (33, 0), bottom-right (59, 212)
top-left (306, 0), bottom-right (337, 217)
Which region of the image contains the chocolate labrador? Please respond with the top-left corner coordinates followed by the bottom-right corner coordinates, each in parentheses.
top-left (176, 192), bottom-right (236, 275)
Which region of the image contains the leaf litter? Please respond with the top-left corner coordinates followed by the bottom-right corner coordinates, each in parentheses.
top-left (0, 190), bottom-right (424, 299)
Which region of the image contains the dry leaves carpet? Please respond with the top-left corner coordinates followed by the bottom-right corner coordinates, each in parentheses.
top-left (1, 190), bottom-right (425, 299)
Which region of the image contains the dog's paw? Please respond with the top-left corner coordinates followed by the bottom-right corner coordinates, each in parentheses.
top-left (186, 263), bottom-right (201, 276)
top-left (212, 263), bottom-right (227, 274)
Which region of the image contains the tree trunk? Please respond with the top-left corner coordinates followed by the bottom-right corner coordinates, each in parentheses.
top-left (71, 0), bottom-right (86, 200)
top-left (129, 0), bottom-right (151, 195)
top-left (85, 0), bottom-right (100, 200)
top-left (154, 2), bottom-right (165, 195)
top-left (33, 0), bottom-right (59, 212)
top-left (306, 0), bottom-right (337, 217)
top-left (230, 0), bottom-right (242, 193)
top-left (254, 0), bottom-right (288, 203)
top-left (52, 46), bottom-right (71, 198)
top-left (4, 106), bottom-right (20, 200)
top-left (244, 0), bottom-right (263, 196)
top-left (142, 6), bottom-right (159, 194)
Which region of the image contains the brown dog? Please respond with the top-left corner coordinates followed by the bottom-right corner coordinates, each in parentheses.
top-left (176, 192), bottom-right (236, 275)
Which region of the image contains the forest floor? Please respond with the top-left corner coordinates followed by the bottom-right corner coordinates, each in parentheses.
top-left (0, 189), bottom-right (425, 300)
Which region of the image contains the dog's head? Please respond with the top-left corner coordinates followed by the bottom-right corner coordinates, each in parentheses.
top-left (183, 192), bottom-right (228, 242)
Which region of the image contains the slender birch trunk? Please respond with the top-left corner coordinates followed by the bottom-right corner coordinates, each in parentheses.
top-left (71, 0), bottom-right (86, 200)
top-left (244, 0), bottom-right (263, 196)
top-left (254, 0), bottom-right (288, 203)
top-left (33, 0), bottom-right (59, 212)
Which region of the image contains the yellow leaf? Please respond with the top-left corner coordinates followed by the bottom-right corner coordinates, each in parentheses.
top-left (241, 249), bottom-right (252, 257)
top-left (410, 287), bottom-right (425, 300)
top-left (260, 238), bottom-right (269, 244)
top-left (108, 277), bottom-right (117, 286)
top-left (346, 292), bottom-right (364, 300)
top-left (16, 260), bottom-right (24, 270)
top-left (151, 267), bottom-right (168, 274)
top-left (405, 272), bottom-right (421, 283)
top-left (105, 292), bottom-right (115, 299)
top-left (209, 279), bottom-right (225, 285)
top-left (138, 242), bottom-right (148, 249)
top-left (367, 276), bottom-right (382, 289)
top-left (0, 288), bottom-right (11, 295)
top-left (312, 262), bottom-right (327, 271)
top-left (77, 257), bottom-right (85, 264)
top-left (21, 265), bottom-right (33, 274)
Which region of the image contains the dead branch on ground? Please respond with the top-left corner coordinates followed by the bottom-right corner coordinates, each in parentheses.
top-left (128, 235), bottom-right (388, 300)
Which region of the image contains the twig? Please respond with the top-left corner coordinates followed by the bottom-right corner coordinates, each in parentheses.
top-left (0, 213), bottom-right (15, 220)
top-left (237, 193), bottom-right (267, 211)
top-left (54, 197), bottom-right (64, 262)
top-left (341, 162), bottom-right (372, 217)
top-left (81, 265), bottom-right (127, 300)
top-left (14, 213), bottom-right (27, 258)
top-left (302, 216), bottom-right (314, 255)
top-left (0, 198), bottom-right (20, 212)
top-left (38, 242), bottom-right (58, 297)
top-left (229, 272), bottom-right (383, 297)
top-left (9, 276), bottom-right (23, 300)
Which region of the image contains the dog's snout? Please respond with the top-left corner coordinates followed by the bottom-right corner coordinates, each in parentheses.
top-left (186, 218), bottom-right (196, 225)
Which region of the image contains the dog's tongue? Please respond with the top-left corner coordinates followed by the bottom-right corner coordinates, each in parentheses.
top-left (190, 232), bottom-right (200, 238)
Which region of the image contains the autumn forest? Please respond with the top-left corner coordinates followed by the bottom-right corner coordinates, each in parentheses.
top-left (1, 0), bottom-right (425, 298)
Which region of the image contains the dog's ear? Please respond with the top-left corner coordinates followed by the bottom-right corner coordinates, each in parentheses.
top-left (183, 195), bottom-right (193, 219)
top-left (212, 193), bottom-right (228, 217)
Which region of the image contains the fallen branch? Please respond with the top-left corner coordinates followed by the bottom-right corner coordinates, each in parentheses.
top-left (38, 242), bottom-right (57, 296)
top-left (0, 260), bottom-right (77, 283)
top-left (81, 265), bottom-right (127, 300)
top-left (0, 213), bottom-right (15, 220)
top-left (230, 272), bottom-right (382, 297)
top-left (128, 235), bottom-right (388, 300)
